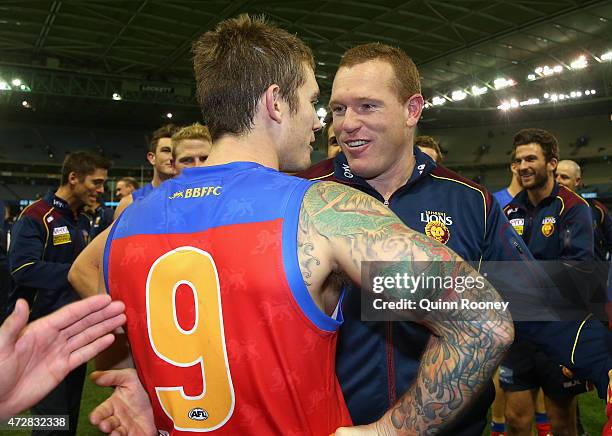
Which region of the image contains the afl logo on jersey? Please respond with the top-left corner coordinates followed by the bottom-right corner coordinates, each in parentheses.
top-left (425, 220), bottom-right (450, 245)
top-left (541, 216), bottom-right (556, 237)
top-left (188, 408), bottom-right (209, 421)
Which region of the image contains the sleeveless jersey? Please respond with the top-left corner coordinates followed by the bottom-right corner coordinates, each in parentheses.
top-left (104, 163), bottom-right (351, 435)
top-left (131, 182), bottom-right (155, 202)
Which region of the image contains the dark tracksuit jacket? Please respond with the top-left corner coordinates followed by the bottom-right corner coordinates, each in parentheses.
top-left (298, 148), bottom-right (612, 432)
top-left (8, 191), bottom-right (86, 320)
top-left (78, 204), bottom-right (114, 243)
top-left (589, 199), bottom-right (612, 262)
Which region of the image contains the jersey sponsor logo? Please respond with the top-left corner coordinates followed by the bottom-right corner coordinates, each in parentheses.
top-left (509, 218), bottom-right (524, 236)
top-left (425, 220), bottom-right (450, 244)
top-left (52, 226), bottom-right (71, 245)
top-left (506, 207), bottom-right (518, 215)
top-left (169, 186), bottom-right (222, 200)
top-left (417, 163), bottom-right (426, 174)
top-left (541, 216), bottom-right (556, 237)
top-left (420, 210), bottom-right (453, 226)
top-left (158, 431), bottom-right (170, 436)
top-left (188, 408), bottom-right (209, 421)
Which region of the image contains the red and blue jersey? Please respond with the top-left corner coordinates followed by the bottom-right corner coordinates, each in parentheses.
top-left (104, 163), bottom-right (351, 435)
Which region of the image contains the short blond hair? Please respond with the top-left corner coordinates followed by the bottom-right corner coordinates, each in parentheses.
top-left (171, 123), bottom-right (212, 159)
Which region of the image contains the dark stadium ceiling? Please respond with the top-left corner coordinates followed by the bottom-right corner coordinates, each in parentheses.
top-left (0, 0), bottom-right (610, 128)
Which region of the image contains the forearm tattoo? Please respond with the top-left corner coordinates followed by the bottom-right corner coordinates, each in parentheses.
top-left (298, 182), bottom-right (513, 434)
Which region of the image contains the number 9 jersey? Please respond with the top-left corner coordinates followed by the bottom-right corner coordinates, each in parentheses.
top-left (103, 163), bottom-right (352, 435)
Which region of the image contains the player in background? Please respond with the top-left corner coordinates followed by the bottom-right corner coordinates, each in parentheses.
top-left (113, 124), bottom-right (179, 219)
top-left (502, 129), bottom-right (594, 435)
top-left (494, 158), bottom-right (522, 209)
top-left (170, 123), bottom-right (213, 172)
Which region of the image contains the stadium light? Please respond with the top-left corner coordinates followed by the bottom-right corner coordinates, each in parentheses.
top-left (493, 78), bottom-right (515, 90)
top-left (471, 85), bottom-right (487, 96)
top-left (570, 55), bottom-right (587, 69)
top-left (451, 90), bottom-right (467, 101)
top-left (431, 96), bottom-right (446, 106)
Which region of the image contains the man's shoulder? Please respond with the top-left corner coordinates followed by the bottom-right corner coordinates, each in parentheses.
top-left (296, 158), bottom-right (336, 181)
top-left (17, 199), bottom-right (51, 222)
top-left (556, 185), bottom-right (589, 215)
top-left (429, 165), bottom-right (493, 210)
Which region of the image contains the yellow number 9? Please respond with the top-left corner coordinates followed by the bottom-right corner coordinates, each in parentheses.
top-left (147, 246), bottom-right (234, 431)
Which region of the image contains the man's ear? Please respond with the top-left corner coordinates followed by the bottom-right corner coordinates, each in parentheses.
top-left (548, 157), bottom-right (558, 173)
top-left (405, 94), bottom-right (424, 127)
top-left (146, 151), bottom-right (155, 165)
top-left (68, 171), bottom-right (78, 187)
top-left (264, 84), bottom-right (282, 124)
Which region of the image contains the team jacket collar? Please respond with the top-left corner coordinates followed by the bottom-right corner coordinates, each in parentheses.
top-left (331, 146), bottom-right (436, 191)
top-left (512, 181), bottom-right (560, 210)
top-left (45, 190), bottom-right (78, 218)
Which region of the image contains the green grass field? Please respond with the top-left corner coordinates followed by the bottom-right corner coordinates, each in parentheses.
top-left (10, 362), bottom-right (609, 434)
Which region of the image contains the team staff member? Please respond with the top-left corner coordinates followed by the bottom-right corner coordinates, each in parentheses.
top-left (556, 159), bottom-right (612, 262)
top-left (299, 43), bottom-right (612, 435)
top-left (502, 129), bottom-right (594, 435)
top-left (7, 151), bottom-right (110, 435)
top-left (113, 124), bottom-right (179, 219)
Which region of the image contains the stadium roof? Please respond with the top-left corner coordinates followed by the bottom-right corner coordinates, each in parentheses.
top-left (0, 0), bottom-right (610, 127)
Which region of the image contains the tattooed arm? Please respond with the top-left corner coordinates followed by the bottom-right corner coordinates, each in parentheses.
top-left (298, 182), bottom-right (514, 435)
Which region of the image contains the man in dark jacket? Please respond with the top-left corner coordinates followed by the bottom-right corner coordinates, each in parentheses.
top-left (8, 151), bottom-right (110, 435)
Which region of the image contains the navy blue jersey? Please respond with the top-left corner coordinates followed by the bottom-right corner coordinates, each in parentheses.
top-left (78, 205), bottom-right (114, 243)
top-left (131, 182), bottom-right (155, 202)
top-left (589, 200), bottom-right (612, 262)
top-left (299, 148), bottom-right (612, 423)
top-left (7, 191), bottom-right (85, 320)
top-left (504, 183), bottom-right (594, 262)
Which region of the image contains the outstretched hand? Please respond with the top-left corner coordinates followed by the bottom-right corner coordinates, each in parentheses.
top-left (90, 368), bottom-right (156, 436)
top-left (0, 295), bottom-right (126, 419)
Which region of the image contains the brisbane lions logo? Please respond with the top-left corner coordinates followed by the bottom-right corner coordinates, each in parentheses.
top-left (541, 216), bottom-right (556, 237)
top-left (425, 220), bottom-right (450, 245)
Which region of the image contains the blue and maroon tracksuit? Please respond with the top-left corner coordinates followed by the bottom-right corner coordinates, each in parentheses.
top-left (299, 148), bottom-right (612, 433)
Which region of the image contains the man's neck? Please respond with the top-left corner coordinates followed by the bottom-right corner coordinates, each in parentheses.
top-left (205, 133), bottom-right (280, 170)
top-left (151, 172), bottom-right (170, 187)
top-left (527, 176), bottom-right (555, 207)
top-left (366, 148), bottom-right (415, 202)
top-left (54, 185), bottom-right (81, 213)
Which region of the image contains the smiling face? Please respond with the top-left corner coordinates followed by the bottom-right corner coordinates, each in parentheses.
top-left (514, 143), bottom-right (556, 190)
top-left (277, 64), bottom-right (321, 172)
top-left (330, 59), bottom-right (421, 180)
top-left (72, 168), bottom-right (107, 208)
